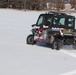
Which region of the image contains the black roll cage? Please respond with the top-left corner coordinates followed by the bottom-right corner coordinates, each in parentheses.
top-left (36, 13), bottom-right (75, 29)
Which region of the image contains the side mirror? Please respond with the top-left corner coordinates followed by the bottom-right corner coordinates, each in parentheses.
top-left (32, 24), bottom-right (36, 27)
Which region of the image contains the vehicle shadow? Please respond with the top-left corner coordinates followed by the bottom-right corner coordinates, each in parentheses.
top-left (36, 42), bottom-right (76, 50)
top-left (36, 42), bottom-right (53, 49)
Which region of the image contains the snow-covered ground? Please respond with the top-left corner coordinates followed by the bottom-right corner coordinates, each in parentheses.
top-left (0, 9), bottom-right (76, 75)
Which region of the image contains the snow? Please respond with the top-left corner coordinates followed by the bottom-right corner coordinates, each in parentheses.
top-left (0, 9), bottom-right (76, 75)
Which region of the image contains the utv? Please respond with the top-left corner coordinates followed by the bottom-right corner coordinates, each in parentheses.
top-left (26, 12), bottom-right (76, 50)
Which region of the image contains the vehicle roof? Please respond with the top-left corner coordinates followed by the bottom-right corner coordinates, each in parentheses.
top-left (40, 12), bottom-right (75, 18)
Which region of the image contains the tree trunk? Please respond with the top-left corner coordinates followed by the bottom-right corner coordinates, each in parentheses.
top-left (23, 0), bottom-right (26, 11)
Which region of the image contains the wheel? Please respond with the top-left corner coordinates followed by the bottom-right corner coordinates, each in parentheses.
top-left (26, 34), bottom-right (36, 45)
top-left (73, 42), bottom-right (76, 49)
top-left (52, 40), bottom-right (59, 50)
top-left (52, 39), bottom-right (62, 50)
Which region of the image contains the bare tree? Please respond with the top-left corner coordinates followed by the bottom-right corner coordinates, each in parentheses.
top-left (49, 0), bottom-right (65, 11)
top-left (56, 0), bottom-right (65, 11)
top-left (22, 0), bottom-right (26, 10)
top-left (70, 0), bottom-right (76, 10)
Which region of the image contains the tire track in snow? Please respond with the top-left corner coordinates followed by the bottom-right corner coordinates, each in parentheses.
top-left (61, 70), bottom-right (76, 75)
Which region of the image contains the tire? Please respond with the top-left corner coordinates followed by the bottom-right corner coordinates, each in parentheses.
top-left (52, 40), bottom-right (59, 50)
top-left (52, 39), bottom-right (62, 50)
top-left (73, 42), bottom-right (76, 49)
top-left (26, 34), bottom-right (36, 45)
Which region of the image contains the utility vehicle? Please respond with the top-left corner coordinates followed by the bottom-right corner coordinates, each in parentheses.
top-left (26, 12), bottom-right (76, 50)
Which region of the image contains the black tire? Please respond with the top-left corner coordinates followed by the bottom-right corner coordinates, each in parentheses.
top-left (73, 42), bottom-right (76, 49)
top-left (52, 39), bottom-right (62, 50)
top-left (26, 34), bottom-right (36, 45)
top-left (52, 40), bottom-right (59, 50)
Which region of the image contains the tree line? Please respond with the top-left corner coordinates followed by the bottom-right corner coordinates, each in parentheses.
top-left (0, 0), bottom-right (47, 10)
top-left (0, 0), bottom-right (75, 11)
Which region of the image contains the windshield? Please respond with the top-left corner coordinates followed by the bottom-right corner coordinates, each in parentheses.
top-left (37, 15), bottom-right (44, 26)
